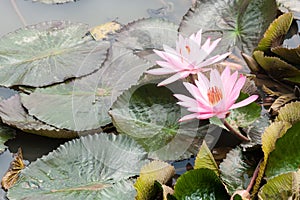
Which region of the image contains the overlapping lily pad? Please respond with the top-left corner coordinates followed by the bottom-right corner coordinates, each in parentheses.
top-left (0, 123), bottom-right (15, 154)
top-left (0, 20), bottom-right (110, 87)
top-left (179, 0), bottom-right (277, 56)
top-left (21, 46), bottom-right (152, 132)
top-left (7, 133), bottom-right (149, 200)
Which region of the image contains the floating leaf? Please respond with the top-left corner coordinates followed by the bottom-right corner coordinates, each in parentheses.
top-left (89, 21), bottom-right (122, 41)
top-left (7, 133), bottom-right (149, 200)
top-left (0, 94), bottom-right (77, 138)
top-left (255, 12), bottom-right (293, 53)
top-left (258, 170), bottom-right (300, 200)
top-left (179, 0), bottom-right (277, 56)
top-left (1, 148), bottom-right (25, 190)
top-left (194, 141), bottom-right (219, 176)
top-left (253, 50), bottom-right (300, 81)
top-left (265, 121), bottom-right (300, 178)
top-left (21, 46), bottom-right (152, 132)
top-left (171, 168), bottom-right (229, 200)
top-left (0, 20), bottom-right (109, 87)
top-left (109, 83), bottom-right (201, 160)
top-left (275, 101), bottom-right (300, 124)
top-left (0, 123), bottom-right (15, 153)
top-left (269, 94), bottom-right (297, 116)
top-left (134, 160), bottom-right (175, 200)
top-left (253, 121), bottom-right (291, 194)
top-left (272, 45), bottom-right (300, 66)
top-left (219, 147), bottom-right (253, 195)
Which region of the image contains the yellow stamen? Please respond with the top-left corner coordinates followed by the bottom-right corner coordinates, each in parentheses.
top-left (185, 45), bottom-right (191, 54)
top-left (207, 86), bottom-right (223, 105)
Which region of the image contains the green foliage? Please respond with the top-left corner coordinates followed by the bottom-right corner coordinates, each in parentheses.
top-left (7, 133), bottom-right (149, 200)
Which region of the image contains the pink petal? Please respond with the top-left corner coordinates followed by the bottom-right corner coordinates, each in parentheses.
top-left (227, 75), bottom-right (246, 106)
top-left (229, 95), bottom-right (259, 110)
top-left (146, 67), bottom-right (176, 75)
top-left (204, 38), bottom-right (222, 54)
top-left (157, 71), bottom-right (190, 86)
top-left (174, 94), bottom-right (198, 108)
top-left (197, 112), bottom-right (216, 119)
top-left (197, 52), bottom-right (230, 67)
top-left (183, 82), bottom-right (209, 105)
top-left (179, 113), bottom-right (200, 122)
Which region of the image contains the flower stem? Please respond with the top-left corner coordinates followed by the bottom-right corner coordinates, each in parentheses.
top-left (223, 120), bottom-right (250, 142)
top-left (10, 0), bottom-right (27, 27)
top-left (246, 159), bottom-right (262, 193)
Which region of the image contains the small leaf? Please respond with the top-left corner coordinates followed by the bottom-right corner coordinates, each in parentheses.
top-left (1, 148), bottom-right (25, 190)
top-left (172, 168), bottom-right (229, 200)
top-left (219, 147), bottom-right (253, 195)
top-left (266, 121), bottom-right (300, 178)
top-left (0, 20), bottom-right (110, 87)
top-left (194, 141), bottom-right (219, 176)
top-left (179, 0), bottom-right (277, 56)
top-left (89, 21), bottom-right (122, 41)
top-left (7, 133), bottom-right (149, 200)
top-left (275, 101), bottom-right (300, 124)
top-left (256, 12), bottom-right (293, 53)
top-left (253, 121), bottom-right (291, 194)
top-left (134, 160), bottom-right (175, 200)
top-left (258, 170), bottom-right (300, 200)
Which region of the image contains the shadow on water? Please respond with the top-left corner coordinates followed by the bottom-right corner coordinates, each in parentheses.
top-left (0, 0), bottom-right (192, 199)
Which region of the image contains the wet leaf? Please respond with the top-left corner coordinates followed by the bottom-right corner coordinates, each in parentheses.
top-left (1, 148), bottom-right (25, 190)
top-left (171, 168), bottom-right (229, 200)
top-left (275, 101), bottom-right (300, 124)
top-left (109, 83), bottom-right (201, 160)
top-left (253, 50), bottom-right (300, 81)
top-left (134, 160), bottom-right (175, 200)
top-left (255, 12), bottom-right (293, 53)
top-left (194, 141), bottom-right (219, 176)
top-left (258, 170), bottom-right (300, 200)
top-left (219, 147), bottom-right (253, 195)
top-left (265, 121), bottom-right (300, 178)
top-left (0, 20), bottom-right (110, 87)
top-left (89, 21), bottom-right (122, 41)
top-left (179, 0), bottom-right (277, 56)
top-left (7, 133), bottom-right (149, 200)
top-left (21, 46), bottom-right (152, 132)
top-left (0, 94), bottom-right (77, 138)
top-left (0, 123), bottom-right (15, 153)
top-left (253, 121), bottom-right (291, 194)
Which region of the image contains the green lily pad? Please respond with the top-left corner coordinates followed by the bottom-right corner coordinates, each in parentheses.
top-left (266, 121), bottom-right (300, 178)
top-left (0, 94), bottom-right (77, 138)
top-left (171, 168), bottom-right (229, 200)
top-left (256, 12), bottom-right (293, 54)
top-left (109, 83), bottom-right (202, 160)
top-left (219, 147), bottom-right (254, 195)
top-left (179, 0), bottom-right (277, 56)
top-left (275, 101), bottom-right (300, 124)
top-left (21, 46), bottom-right (152, 132)
top-left (253, 50), bottom-right (300, 81)
top-left (194, 141), bottom-right (219, 176)
top-left (258, 170), bottom-right (300, 200)
top-left (7, 133), bottom-right (149, 200)
top-left (134, 160), bottom-right (175, 200)
top-left (0, 123), bottom-right (15, 153)
top-left (0, 20), bottom-right (109, 87)
top-left (272, 46), bottom-right (300, 66)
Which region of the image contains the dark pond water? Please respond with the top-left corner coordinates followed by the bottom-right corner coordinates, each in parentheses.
top-left (0, 0), bottom-right (193, 199)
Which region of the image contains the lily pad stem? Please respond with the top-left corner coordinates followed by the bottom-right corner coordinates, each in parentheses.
top-left (246, 159), bottom-right (262, 193)
top-left (223, 120), bottom-right (250, 142)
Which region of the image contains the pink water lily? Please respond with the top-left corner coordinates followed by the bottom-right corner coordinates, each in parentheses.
top-left (174, 67), bottom-right (259, 121)
top-left (146, 29), bottom-right (230, 86)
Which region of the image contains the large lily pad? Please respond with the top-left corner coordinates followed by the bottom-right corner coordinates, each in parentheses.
top-left (0, 20), bottom-right (110, 87)
top-left (0, 94), bottom-right (77, 138)
top-left (21, 46), bottom-right (152, 132)
top-left (179, 0), bottom-right (277, 56)
top-left (7, 133), bottom-right (149, 200)
top-left (109, 83), bottom-right (202, 160)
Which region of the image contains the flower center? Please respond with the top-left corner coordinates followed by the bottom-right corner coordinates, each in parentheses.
top-left (185, 45), bottom-right (191, 54)
top-left (207, 86), bottom-right (223, 105)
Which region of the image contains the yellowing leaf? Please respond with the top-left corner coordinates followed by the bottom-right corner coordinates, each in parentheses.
top-left (276, 101), bottom-right (300, 125)
top-left (89, 21), bottom-right (122, 41)
top-left (1, 148), bottom-right (25, 190)
top-left (134, 160), bottom-right (175, 200)
top-left (194, 141), bottom-right (219, 176)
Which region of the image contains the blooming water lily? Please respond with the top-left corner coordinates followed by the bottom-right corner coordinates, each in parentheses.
top-left (146, 29), bottom-right (230, 86)
top-left (174, 67), bottom-right (258, 121)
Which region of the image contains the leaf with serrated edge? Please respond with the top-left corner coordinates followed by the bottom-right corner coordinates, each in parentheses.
top-left (275, 101), bottom-right (300, 125)
top-left (7, 133), bottom-right (149, 200)
top-left (179, 0), bottom-right (277, 56)
top-left (194, 141), bottom-right (219, 176)
top-left (134, 160), bottom-right (175, 200)
top-left (0, 20), bottom-right (110, 87)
